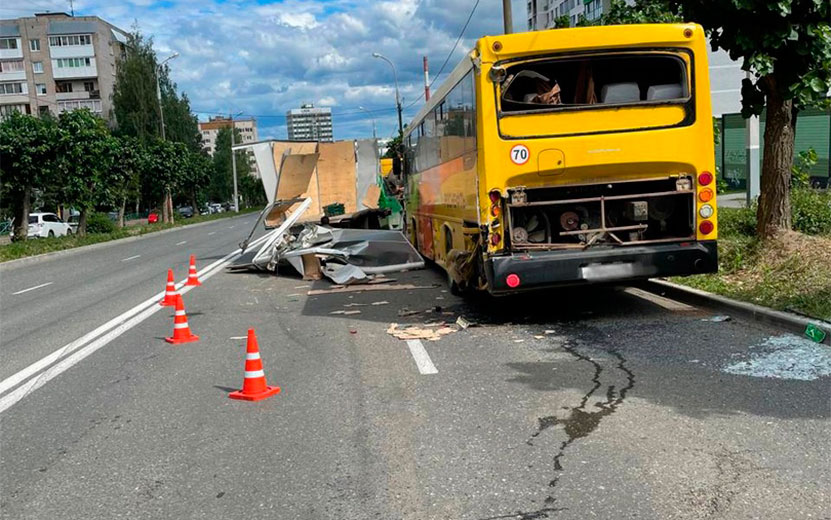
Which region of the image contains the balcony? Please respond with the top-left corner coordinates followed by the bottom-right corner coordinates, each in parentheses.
top-left (52, 61), bottom-right (97, 79)
top-left (0, 70), bottom-right (25, 81)
top-left (49, 44), bottom-right (94, 59)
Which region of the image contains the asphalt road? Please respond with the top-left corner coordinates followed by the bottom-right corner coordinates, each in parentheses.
top-left (1, 222), bottom-right (829, 519)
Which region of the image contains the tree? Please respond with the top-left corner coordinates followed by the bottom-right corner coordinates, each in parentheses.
top-left (209, 127), bottom-right (251, 204)
top-left (552, 15), bottom-right (572, 28)
top-left (108, 136), bottom-right (147, 227)
top-left (602, 0), bottom-right (681, 24)
top-left (181, 150), bottom-right (212, 211)
top-left (112, 30), bottom-right (161, 140)
top-left (56, 110), bottom-right (116, 236)
top-left (662, 0), bottom-right (831, 238)
top-left (0, 112), bottom-right (58, 242)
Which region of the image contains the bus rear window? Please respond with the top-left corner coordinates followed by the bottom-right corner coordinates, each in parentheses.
top-left (499, 53), bottom-right (688, 113)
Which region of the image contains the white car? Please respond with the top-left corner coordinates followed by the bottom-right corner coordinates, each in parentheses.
top-left (26, 212), bottom-right (73, 238)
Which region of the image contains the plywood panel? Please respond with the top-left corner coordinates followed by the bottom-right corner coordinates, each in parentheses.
top-left (270, 141), bottom-right (320, 221)
top-left (316, 141), bottom-right (358, 214)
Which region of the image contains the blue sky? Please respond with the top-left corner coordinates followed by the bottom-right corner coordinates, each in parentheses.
top-left (7, 0), bottom-right (527, 140)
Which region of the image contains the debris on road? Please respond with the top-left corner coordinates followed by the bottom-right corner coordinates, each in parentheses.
top-left (723, 334), bottom-right (831, 380)
top-left (702, 315), bottom-right (732, 322)
top-left (308, 284), bottom-right (437, 295)
top-left (804, 323), bottom-right (827, 343)
top-left (386, 322), bottom-right (459, 341)
top-left (456, 316), bottom-right (476, 329)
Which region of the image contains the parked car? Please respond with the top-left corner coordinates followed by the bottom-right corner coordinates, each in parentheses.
top-left (207, 203), bottom-right (223, 214)
top-left (67, 215), bottom-right (79, 234)
top-left (12, 212), bottom-right (73, 238)
top-left (148, 210), bottom-right (161, 224)
top-left (177, 206), bottom-right (194, 218)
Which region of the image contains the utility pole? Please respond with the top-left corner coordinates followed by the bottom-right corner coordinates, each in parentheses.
top-left (372, 52), bottom-right (403, 137)
top-left (745, 71), bottom-right (760, 206)
top-left (155, 52), bottom-right (178, 223)
top-left (502, 0), bottom-right (513, 34)
top-left (229, 111), bottom-right (243, 213)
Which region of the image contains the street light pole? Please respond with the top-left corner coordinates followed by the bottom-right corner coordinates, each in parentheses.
top-left (155, 52), bottom-right (178, 222)
top-left (358, 106), bottom-right (377, 140)
top-left (371, 52), bottom-right (403, 137)
top-left (229, 111), bottom-right (243, 213)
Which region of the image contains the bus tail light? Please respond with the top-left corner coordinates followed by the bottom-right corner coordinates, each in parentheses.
top-left (489, 190), bottom-right (501, 204)
top-left (490, 205), bottom-right (501, 217)
top-left (490, 232), bottom-right (501, 246)
top-left (698, 188), bottom-right (714, 202)
top-left (699, 204), bottom-right (714, 219)
top-left (506, 273), bottom-right (520, 288)
top-left (698, 171), bottom-right (713, 186)
top-left (699, 220), bottom-right (714, 235)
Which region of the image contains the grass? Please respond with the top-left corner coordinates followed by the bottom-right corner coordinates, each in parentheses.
top-left (0, 207), bottom-right (261, 263)
top-left (671, 207), bottom-right (831, 321)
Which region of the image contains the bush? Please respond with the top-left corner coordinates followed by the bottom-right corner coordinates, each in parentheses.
top-left (717, 206), bottom-right (757, 237)
top-left (86, 212), bottom-right (116, 234)
top-left (791, 187), bottom-right (831, 236)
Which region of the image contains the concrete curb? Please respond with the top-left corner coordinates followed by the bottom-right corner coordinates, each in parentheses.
top-left (0, 212), bottom-right (256, 271)
top-left (641, 279), bottom-right (830, 345)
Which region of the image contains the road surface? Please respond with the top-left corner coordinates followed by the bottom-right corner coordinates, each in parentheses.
top-left (1, 217), bottom-right (828, 519)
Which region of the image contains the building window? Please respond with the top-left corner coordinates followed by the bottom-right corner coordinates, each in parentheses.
top-left (56, 82), bottom-right (72, 93)
top-left (48, 35), bottom-right (92, 47)
top-left (56, 57), bottom-right (92, 68)
top-left (39, 105), bottom-right (50, 116)
top-left (0, 82), bottom-right (24, 95)
top-left (30, 39), bottom-right (40, 51)
top-left (0, 38), bottom-right (18, 50)
top-left (36, 83), bottom-right (46, 95)
top-left (83, 81), bottom-right (94, 92)
top-left (33, 61), bottom-right (44, 73)
top-left (0, 103), bottom-right (29, 119)
top-left (0, 60), bottom-right (24, 73)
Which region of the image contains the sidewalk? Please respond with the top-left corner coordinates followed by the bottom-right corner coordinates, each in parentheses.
top-left (718, 192), bottom-right (748, 208)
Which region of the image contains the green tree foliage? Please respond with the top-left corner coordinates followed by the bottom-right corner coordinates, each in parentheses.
top-left (552, 15), bottom-right (571, 28)
top-left (112, 30), bottom-right (161, 141)
top-left (56, 109), bottom-right (117, 236)
top-left (602, 0), bottom-right (682, 24)
top-left (661, 0), bottom-right (831, 238)
top-left (0, 111), bottom-right (58, 241)
top-left (108, 135), bottom-right (147, 227)
top-left (209, 127), bottom-right (251, 203)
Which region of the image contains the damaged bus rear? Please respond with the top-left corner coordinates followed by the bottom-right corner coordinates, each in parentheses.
top-left (403, 24), bottom-right (718, 295)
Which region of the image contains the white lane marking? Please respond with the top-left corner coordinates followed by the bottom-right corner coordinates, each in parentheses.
top-left (227, 226), bottom-right (234, 229)
top-left (229, 336), bottom-right (247, 340)
top-left (0, 232), bottom-right (273, 412)
top-left (208, 232), bottom-right (216, 236)
top-left (121, 254), bottom-right (141, 262)
top-left (176, 240), bottom-right (187, 246)
top-left (406, 339), bottom-right (438, 375)
top-left (623, 287), bottom-right (695, 312)
top-left (11, 282), bottom-right (53, 295)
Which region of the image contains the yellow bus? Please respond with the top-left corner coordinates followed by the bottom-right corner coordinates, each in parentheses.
top-left (401, 23), bottom-right (718, 294)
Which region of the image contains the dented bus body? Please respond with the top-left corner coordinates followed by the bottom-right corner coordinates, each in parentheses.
top-left (401, 23), bottom-right (718, 294)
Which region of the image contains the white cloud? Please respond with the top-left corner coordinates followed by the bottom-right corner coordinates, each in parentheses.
top-left (29, 0), bottom-right (513, 140)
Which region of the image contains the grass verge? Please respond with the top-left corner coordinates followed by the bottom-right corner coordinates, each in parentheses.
top-left (0, 207), bottom-right (260, 263)
top-left (671, 207), bottom-right (831, 321)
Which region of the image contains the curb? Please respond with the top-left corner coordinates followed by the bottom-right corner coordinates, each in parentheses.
top-left (0, 212), bottom-right (257, 271)
top-left (640, 279), bottom-right (830, 345)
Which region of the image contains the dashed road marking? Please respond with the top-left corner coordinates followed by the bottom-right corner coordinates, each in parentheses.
top-left (11, 282), bottom-right (53, 295)
top-left (176, 240), bottom-right (187, 245)
top-left (208, 232), bottom-right (216, 236)
top-left (121, 255), bottom-right (141, 262)
top-left (623, 287), bottom-right (695, 311)
top-left (406, 339), bottom-right (438, 375)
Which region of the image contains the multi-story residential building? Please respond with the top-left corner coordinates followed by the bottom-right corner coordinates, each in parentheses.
top-left (527, 0), bottom-right (611, 30)
top-left (286, 103), bottom-right (333, 142)
top-left (0, 12), bottom-right (128, 121)
top-left (198, 116), bottom-right (260, 177)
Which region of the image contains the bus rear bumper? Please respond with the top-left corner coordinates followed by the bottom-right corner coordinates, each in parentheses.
top-left (485, 241), bottom-right (717, 295)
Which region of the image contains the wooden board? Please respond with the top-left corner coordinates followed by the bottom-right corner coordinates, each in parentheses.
top-left (316, 141), bottom-right (358, 214)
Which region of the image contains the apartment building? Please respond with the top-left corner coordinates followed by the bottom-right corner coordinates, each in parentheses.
top-left (286, 103), bottom-right (333, 142)
top-left (0, 12), bottom-right (129, 121)
top-left (198, 116), bottom-right (260, 177)
top-left (527, 0), bottom-right (611, 30)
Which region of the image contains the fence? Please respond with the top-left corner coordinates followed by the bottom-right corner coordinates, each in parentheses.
top-left (715, 107), bottom-right (831, 189)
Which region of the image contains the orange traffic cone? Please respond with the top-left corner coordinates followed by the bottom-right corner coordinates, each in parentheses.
top-left (229, 329), bottom-right (281, 401)
top-left (165, 294), bottom-right (199, 344)
top-left (159, 269), bottom-right (178, 307)
top-left (185, 255), bottom-right (201, 286)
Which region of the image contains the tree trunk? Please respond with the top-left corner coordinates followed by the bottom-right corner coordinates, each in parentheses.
top-left (78, 207), bottom-right (88, 237)
top-left (117, 196), bottom-right (126, 228)
top-left (167, 191), bottom-right (175, 224)
top-left (161, 193), bottom-right (170, 224)
top-left (11, 188), bottom-right (30, 243)
top-left (190, 190), bottom-right (198, 216)
top-left (756, 76), bottom-right (795, 238)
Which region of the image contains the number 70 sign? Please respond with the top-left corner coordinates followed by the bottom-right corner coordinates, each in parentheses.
top-left (510, 144), bottom-right (529, 165)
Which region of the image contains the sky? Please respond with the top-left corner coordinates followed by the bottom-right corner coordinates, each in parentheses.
top-left (5, 0), bottom-right (528, 140)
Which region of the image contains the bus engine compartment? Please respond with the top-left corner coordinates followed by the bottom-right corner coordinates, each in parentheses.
top-left (506, 176), bottom-right (696, 250)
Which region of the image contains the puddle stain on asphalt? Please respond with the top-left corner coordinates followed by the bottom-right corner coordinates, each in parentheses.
top-left (527, 341), bottom-right (635, 513)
